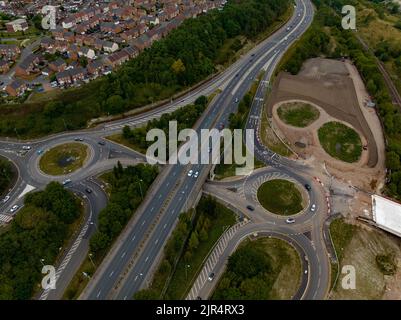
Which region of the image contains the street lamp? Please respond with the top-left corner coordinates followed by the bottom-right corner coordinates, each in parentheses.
top-left (88, 253), bottom-right (96, 268)
top-left (185, 264), bottom-right (191, 280)
top-left (137, 179), bottom-right (143, 200)
top-left (40, 258), bottom-right (45, 266)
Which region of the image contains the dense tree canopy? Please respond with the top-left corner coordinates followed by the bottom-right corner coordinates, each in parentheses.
top-left (0, 182), bottom-right (81, 299)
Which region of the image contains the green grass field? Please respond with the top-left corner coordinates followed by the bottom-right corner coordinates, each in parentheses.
top-left (39, 143), bottom-right (89, 176)
top-left (277, 102), bottom-right (319, 127)
top-left (318, 122), bottom-right (362, 163)
top-left (257, 179), bottom-right (303, 215)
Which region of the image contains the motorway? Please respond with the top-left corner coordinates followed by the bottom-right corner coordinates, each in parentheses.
top-left (0, 0), bottom-right (331, 300)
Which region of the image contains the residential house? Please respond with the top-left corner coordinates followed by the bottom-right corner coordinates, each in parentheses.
top-left (56, 70), bottom-right (72, 85)
top-left (15, 54), bottom-right (40, 76)
top-left (79, 47), bottom-right (96, 60)
top-left (6, 79), bottom-right (27, 96)
top-left (0, 44), bottom-right (20, 60)
top-left (69, 67), bottom-right (87, 82)
top-left (49, 59), bottom-right (67, 73)
top-left (0, 60), bottom-right (9, 73)
top-left (103, 41), bottom-right (119, 53)
top-left (87, 60), bottom-right (105, 76)
top-left (6, 19), bottom-right (29, 33)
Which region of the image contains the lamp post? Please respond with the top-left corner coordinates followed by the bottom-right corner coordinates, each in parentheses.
top-left (138, 179), bottom-right (143, 200)
top-left (88, 253), bottom-right (96, 268)
top-left (185, 264), bottom-right (190, 280)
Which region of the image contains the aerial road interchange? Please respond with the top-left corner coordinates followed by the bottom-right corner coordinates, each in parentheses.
top-left (2, 0), bottom-right (395, 303)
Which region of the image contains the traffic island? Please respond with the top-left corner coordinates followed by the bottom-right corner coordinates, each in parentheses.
top-left (39, 142), bottom-right (89, 176)
top-left (257, 179), bottom-right (304, 216)
top-left (318, 121), bottom-right (362, 163)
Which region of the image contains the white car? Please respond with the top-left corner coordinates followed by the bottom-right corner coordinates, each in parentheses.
top-left (310, 204), bottom-right (316, 212)
top-left (22, 145), bottom-right (31, 150)
top-left (10, 205), bottom-right (19, 213)
top-left (2, 195), bottom-right (10, 203)
top-left (62, 179), bottom-right (72, 186)
top-left (285, 218), bottom-right (295, 224)
top-left (194, 171), bottom-right (199, 178)
top-left (187, 170), bottom-right (193, 177)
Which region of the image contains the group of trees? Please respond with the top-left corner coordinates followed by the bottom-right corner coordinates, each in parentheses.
top-left (89, 163), bottom-right (158, 255)
top-left (0, 0), bottom-right (291, 138)
top-left (0, 182), bottom-right (81, 299)
top-left (122, 95), bottom-right (208, 153)
top-left (134, 196), bottom-right (228, 300)
top-left (281, 0), bottom-right (401, 199)
top-left (0, 157), bottom-right (13, 196)
top-left (212, 243), bottom-right (275, 299)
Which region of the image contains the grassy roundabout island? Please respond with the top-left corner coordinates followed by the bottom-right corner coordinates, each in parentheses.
top-left (318, 121), bottom-right (362, 163)
top-left (257, 179), bottom-right (304, 215)
top-left (213, 237), bottom-right (302, 300)
top-left (277, 102), bottom-right (319, 128)
top-left (39, 143), bottom-right (89, 176)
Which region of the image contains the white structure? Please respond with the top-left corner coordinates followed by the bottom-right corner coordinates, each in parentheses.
top-left (372, 194), bottom-right (401, 237)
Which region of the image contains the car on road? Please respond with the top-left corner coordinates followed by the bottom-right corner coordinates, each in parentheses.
top-left (246, 205), bottom-right (255, 211)
top-left (235, 98), bottom-right (239, 103)
top-left (37, 149), bottom-right (44, 155)
top-left (187, 170), bottom-right (193, 177)
top-left (286, 218), bottom-right (295, 224)
top-left (304, 269), bottom-right (308, 274)
top-left (62, 179), bottom-right (72, 186)
top-left (208, 273), bottom-right (215, 282)
top-left (98, 141), bottom-right (106, 146)
top-left (304, 184), bottom-right (311, 191)
top-left (2, 195), bottom-right (10, 203)
top-left (251, 53), bottom-right (255, 57)
top-left (310, 204), bottom-right (316, 212)
top-left (193, 171), bottom-right (199, 178)
top-left (22, 145), bottom-right (31, 150)
top-left (74, 137), bottom-right (84, 142)
top-left (85, 188), bottom-right (92, 194)
top-left (10, 205), bottom-right (19, 213)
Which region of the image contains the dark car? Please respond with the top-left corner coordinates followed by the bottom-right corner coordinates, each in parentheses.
top-left (304, 184), bottom-right (312, 191)
top-left (85, 188), bottom-right (92, 194)
top-left (98, 141), bottom-right (106, 146)
top-left (246, 205), bottom-right (255, 211)
top-left (74, 137), bottom-right (84, 142)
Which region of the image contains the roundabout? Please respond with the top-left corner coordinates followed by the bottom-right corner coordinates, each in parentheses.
top-left (38, 142), bottom-right (90, 176)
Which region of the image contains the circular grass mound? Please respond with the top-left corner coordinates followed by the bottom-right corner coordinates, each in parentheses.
top-left (39, 143), bottom-right (89, 176)
top-left (277, 102), bottom-right (319, 128)
top-left (318, 121), bottom-right (362, 163)
top-left (257, 179), bottom-right (304, 215)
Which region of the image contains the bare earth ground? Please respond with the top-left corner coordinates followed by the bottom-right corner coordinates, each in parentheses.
top-left (265, 58), bottom-right (401, 299)
top-left (267, 58), bottom-right (386, 194)
top-left (330, 221), bottom-right (401, 300)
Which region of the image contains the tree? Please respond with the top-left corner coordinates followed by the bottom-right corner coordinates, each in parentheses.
top-left (171, 59), bottom-right (186, 74)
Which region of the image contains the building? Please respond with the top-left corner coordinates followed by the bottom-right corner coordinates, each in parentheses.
top-left (6, 19), bottom-right (29, 33)
top-left (49, 59), bottom-right (67, 73)
top-left (15, 54), bottom-right (40, 76)
top-left (6, 79), bottom-right (27, 96)
top-left (0, 60), bottom-right (10, 73)
top-left (0, 44), bottom-right (21, 60)
top-left (372, 194), bottom-right (401, 238)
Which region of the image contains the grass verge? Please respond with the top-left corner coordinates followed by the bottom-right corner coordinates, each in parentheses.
top-left (277, 102), bottom-right (319, 127)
